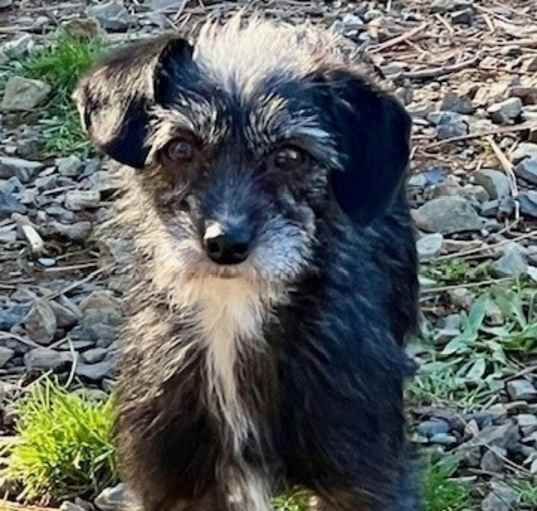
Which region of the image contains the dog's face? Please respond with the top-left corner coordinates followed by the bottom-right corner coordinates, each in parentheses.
top-left (74, 18), bottom-right (411, 287)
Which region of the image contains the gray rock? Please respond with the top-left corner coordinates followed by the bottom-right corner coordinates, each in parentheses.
top-left (413, 196), bottom-right (482, 234)
top-left (481, 482), bottom-right (518, 511)
top-left (517, 414), bottom-right (537, 435)
top-left (416, 233), bottom-right (444, 261)
top-left (0, 306), bottom-right (26, 330)
top-left (60, 502), bottom-right (88, 511)
top-left (50, 220), bottom-right (93, 242)
top-left (437, 120), bottom-right (469, 139)
top-left (481, 447), bottom-right (506, 473)
top-left (431, 0), bottom-right (473, 13)
top-left (451, 8), bottom-right (473, 24)
top-left (80, 291), bottom-right (122, 323)
top-left (89, 170), bottom-right (122, 195)
top-left (0, 190), bottom-right (26, 218)
top-left (481, 200), bottom-right (499, 217)
top-left (462, 445), bottom-right (482, 467)
top-left (0, 0), bottom-right (13, 8)
top-left (56, 155), bottom-right (83, 177)
top-left (1, 34), bottom-right (36, 58)
top-left (519, 191), bottom-right (537, 218)
top-left (87, 1), bottom-right (130, 31)
top-left (75, 359), bottom-right (115, 381)
top-left (498, 197), bottom-right (516, 217)
top-left (460, 184), bottom-right (489, 203)
top-left (93, 325), bottom-right (120, 348)
top-left (46, 206), bottom-right (76, 222)
top-left (65, 190), bottom-right (101, 210)
top-left (151, 0), bottom-right (187, 11)
top-left (408, 167), bottom-right (446, 188)
top-left (512, 142), bottom-right (537, 163)
top-left (81, 348), bottom-right (108, 364)
top-left (0, 346), bottom-right (15, 368)
top-left (473, 422), bottom-right (521, 451)
top-left (431, 175), bottom-right (463, 198)
top-left (416, 419), bottom-right (450, 438)
top-left (0, 156), bottom-right (44, 182)
top-left (342, 14), bottom-right (364, 29)
top-left (95, 483), bottom-right (130, 511)
top-left (24, 299), bottom-right (57, 345)
top-left (492, 242), bottom-right (528, 277)
top-left (473, 169), bottom-right (510, 199)
top-left (440, 92), bottom-right (474, 114)
top-left (1, 76), bottom-right (51, 111)
top-left (448, 288), bottom-right (474, 308)
top-left (24, 347), bottom-right (71, 371)
top-left (506, 379), bottom-right (537, 401)
top-left (49, 300), bottom-right (81, 329)
top-left (429, 433), bottom-right (458, 446)
top-left (74, 498), bottom-right (95, 511)
top-left (487, 97), bottom-right (522, 124)
top-left (427, 111), bottom-right (470, 139)
top-left (515, 157), bottom-right (537, 185)
top-left (381, 62), bottom-right (405, 77)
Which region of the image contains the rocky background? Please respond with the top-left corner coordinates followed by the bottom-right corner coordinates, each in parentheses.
top-left (1, 1), bottom-right (537, 510)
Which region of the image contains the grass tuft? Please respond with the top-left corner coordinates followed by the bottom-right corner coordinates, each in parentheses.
top-left (3, 31), bottom-right (104, 157)
top-left (0, 379), bottom-right (117, 504)
top-left (423, 457), bottom-right (472, 511)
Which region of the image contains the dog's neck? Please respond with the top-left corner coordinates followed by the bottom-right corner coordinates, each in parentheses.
top-left (169, 276), bottom-right (278, 453)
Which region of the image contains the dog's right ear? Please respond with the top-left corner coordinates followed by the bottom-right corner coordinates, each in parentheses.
top-left (73, 36), bottom-right (194, 169)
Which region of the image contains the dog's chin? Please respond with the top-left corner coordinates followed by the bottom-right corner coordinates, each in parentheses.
top-left (181, 257), bottom-right (255, 281)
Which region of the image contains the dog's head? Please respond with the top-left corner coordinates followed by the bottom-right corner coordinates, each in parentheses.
top-left (74, 17), bottom-right (411, 287)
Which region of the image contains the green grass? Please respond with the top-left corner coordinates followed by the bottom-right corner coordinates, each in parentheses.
top-left (1, 31), bottom-right (105, 157)
top-left (423, 258), bottom-right (493, 286)
top-left (423, 457), bottom-right (473, 511)
top-left (513, 480), bottom-right (537, 509)
top-left (0, 379), bottom-right (117, 504)
top-left (0, 379), bottom-right (480, 511)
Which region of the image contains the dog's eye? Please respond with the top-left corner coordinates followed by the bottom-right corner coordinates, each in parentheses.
top-left (272, 146), bottom-right (307, 171)
top-left (161, 138), bottom-right (196, 164)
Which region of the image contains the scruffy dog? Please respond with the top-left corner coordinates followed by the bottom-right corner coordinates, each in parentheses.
top-left (74, 15), bottom-right (420, 511)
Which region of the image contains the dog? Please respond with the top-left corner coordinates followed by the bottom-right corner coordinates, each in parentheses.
top-left (74, 14), bottom-right (420, 511)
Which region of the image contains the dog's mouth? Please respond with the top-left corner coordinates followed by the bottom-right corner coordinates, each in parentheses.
top-left (180, 257), bottom-right (251, 281)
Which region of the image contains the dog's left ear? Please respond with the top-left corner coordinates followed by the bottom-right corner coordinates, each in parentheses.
top-left (317, 69), bottom-right (412, 225)
top-left (73, 36), bottom-right (194, 169)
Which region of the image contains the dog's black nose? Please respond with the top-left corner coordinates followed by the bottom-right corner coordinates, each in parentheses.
top-left (204, 225), bottom-right (250, 265)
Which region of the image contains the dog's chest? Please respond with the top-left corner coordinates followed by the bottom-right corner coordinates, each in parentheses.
top-left (181, 278), bottom-right (268, 450)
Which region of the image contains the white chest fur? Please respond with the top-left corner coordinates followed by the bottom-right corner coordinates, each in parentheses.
top-left (180, 277), bottom-right (268, 452)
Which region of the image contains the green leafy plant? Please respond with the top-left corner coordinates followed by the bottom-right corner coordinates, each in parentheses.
top-left (411, 282), bottom-right (537, 408)
top-left (0, 379), bottom-right (117, 504)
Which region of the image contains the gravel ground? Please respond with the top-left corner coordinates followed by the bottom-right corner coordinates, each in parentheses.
top-left (1, 1), bottom-right (537, 510)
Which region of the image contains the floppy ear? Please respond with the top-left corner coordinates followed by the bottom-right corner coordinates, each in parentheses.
top-left (73, 36), bottom-right (194, 169)
top-left (319, 69), bottom-right (411, 225)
